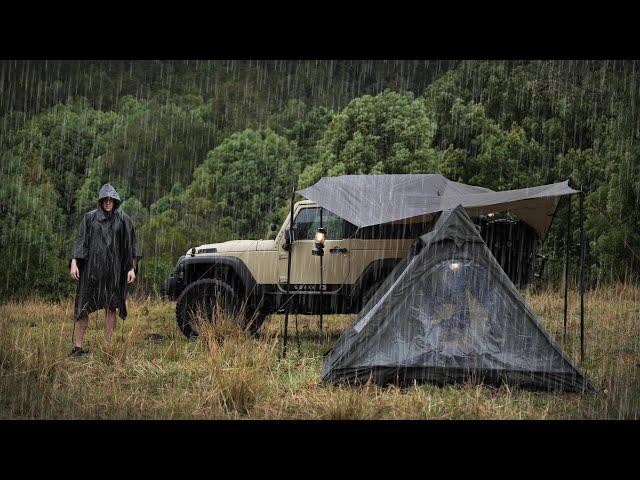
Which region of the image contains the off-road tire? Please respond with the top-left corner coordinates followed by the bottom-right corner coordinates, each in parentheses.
top-left (175, 278), bottom-right (241, 338)
top-left (244, 310), bottom-right (268, 336)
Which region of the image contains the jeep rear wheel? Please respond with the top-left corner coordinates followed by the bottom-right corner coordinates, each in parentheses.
top-left (244, 310), bottom-right (268, 336)
top-left (361, 279), bottom-right (384, 309)
top-left (175, 279), bottom-right (241, 338)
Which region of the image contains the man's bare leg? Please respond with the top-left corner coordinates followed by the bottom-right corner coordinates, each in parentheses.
top-left (104, 309), bottom-right (117, 340)
top-left (74, 315), bottom-right (89, 348)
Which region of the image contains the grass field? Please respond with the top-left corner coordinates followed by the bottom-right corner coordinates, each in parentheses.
top-left (1, 283), bottom-right (638, 419)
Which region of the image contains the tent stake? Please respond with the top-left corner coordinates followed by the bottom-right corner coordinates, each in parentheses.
top-left (579, 191), bottom-right (585, 363)
top-left (283, 184), bottom-right (295, 359)
top-left (563, 195), bottom-right (572, 344)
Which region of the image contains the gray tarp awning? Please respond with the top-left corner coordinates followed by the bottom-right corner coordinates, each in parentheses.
top-left (297, 174), bottom-right (580, 240)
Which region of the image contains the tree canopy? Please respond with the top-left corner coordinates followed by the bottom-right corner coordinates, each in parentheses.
top-left (1, 60), bottom-right (639, 299)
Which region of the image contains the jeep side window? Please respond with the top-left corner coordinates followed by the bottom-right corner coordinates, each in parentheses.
top-left (292, 207), bottom-right (352, 240)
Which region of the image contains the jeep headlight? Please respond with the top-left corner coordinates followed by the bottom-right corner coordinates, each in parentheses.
top-left (176, 256), bottom-right (186, 280)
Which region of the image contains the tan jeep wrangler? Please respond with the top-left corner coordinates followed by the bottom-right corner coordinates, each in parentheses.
top-left (163, 200), bottom-right (436, 338)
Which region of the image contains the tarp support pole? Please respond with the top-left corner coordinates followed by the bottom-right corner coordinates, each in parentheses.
top-left (563, 196), bottom-right (572, 344)
top-left (579, 191), bottom-right (585, 363)
top-left (319, 208), bottom-right (324, 334)
top-left (295, 314), bottom-right (300, 355)
top-left (282, 184), bottom-right (295, 359)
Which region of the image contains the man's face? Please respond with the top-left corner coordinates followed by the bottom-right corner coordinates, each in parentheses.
top-left (102, 197), bottom-right (114, 212)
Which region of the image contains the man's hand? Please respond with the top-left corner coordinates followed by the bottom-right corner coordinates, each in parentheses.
top-left (70, 259), bottom-right (80, 281)
top-left (127, 268), bottom-right (136, 284)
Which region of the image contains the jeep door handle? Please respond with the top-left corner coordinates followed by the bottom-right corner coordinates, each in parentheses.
top-left (329, 247), bottom-right (348, 253)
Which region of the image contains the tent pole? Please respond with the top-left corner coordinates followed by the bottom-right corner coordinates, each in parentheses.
top-left (563, 196), bottom-right (572, 344)
top-left (579, 191), bottom-right (585, 363)
top-left (283, 184), bottom-right (295, 359)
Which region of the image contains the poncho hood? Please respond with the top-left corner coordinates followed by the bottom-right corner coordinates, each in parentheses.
top-left (98, 183), bottom-right (121, 216)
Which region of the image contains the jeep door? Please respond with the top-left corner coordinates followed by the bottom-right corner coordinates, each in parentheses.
top-left (277, 206), bottom-right (350, 293)
top-left (345, 217), bottom-right (436, 285)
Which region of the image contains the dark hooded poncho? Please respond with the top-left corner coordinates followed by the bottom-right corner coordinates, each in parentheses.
top-left (70, 183), bottom-right (142, 321)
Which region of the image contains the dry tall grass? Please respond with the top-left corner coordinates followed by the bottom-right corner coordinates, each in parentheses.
top-left (0, 284), bottom-right (638, 419)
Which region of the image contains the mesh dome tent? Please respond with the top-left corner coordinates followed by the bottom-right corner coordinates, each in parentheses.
top-left (321, 205), bottom-right (595, 392)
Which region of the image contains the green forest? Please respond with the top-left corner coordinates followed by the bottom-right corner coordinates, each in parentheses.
top-left (1, 60), bottom-right (639, 301)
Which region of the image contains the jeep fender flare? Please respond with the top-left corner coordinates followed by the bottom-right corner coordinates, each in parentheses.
top-left (183, 256), bottom-right (257, 301)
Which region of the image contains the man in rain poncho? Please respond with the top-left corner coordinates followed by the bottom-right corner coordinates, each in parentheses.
top-left (68, 183), bottom-right (142, 357)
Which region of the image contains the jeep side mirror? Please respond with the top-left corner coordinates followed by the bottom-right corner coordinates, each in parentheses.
top-left (282, 229), bottom-right (295, 251)
top-left (270, 222), bottom-right (278, 232)
top-left (286, 229), bottom-right (295, 244)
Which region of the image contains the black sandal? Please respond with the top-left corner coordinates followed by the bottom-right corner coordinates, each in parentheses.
top-left (69, 346), bottom-right (88, 357)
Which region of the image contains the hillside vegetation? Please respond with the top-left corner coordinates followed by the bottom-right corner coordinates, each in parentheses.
top-left (1, 60), bottom-right (639, 300)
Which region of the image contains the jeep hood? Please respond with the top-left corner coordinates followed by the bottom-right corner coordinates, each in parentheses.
top-left (191, 239), bottom-right (275, 254)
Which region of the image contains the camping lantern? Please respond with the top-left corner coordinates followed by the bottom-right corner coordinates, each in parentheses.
top-left (312, 227), bottom-right (326, 256)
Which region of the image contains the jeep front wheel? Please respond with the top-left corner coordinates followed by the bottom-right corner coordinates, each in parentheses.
top-left (175, 279), bottom-right (240, 338)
